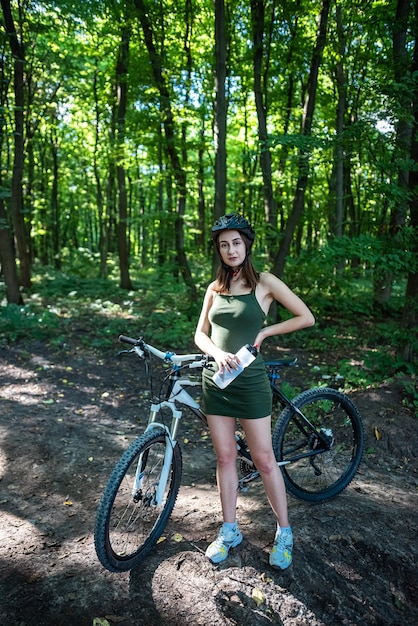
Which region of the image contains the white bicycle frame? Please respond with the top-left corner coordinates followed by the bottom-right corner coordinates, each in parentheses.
top-left (128, 340), bottom-right (291, 502)
top-left (131, 343), bottom-right (205, 506)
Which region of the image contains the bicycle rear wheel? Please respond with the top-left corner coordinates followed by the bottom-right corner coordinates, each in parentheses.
top-left (94, 427), bottom-right (182, 572)
top-left (272, 387), bottom-right (364, 503)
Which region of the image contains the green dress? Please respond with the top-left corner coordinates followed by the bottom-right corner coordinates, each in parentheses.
top-left (202, 291), bottom-right (272, 419)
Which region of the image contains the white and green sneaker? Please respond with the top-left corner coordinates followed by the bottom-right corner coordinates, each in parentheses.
top-left (269, 526), bottom-right (293, 570)
top-left (205, 523), bottom-right (243, 564)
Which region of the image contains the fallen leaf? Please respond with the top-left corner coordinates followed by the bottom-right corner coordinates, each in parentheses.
top-left (374, 427), bottom-right (382, 440)
top-left (172, 533), bottom-right (183, 542)
top-left (63, 500), bottom-right (73, 506)
top-left (92, 619), bottom-right (111, 626)
top-left (260, 572), bottom-right (273, 583)
top-left (252, 587), bottom-right (265, 607)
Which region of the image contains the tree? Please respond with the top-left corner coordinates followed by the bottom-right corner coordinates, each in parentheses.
top-left (250, 0), bottom-right (276, 257)
top-left (214, 0), bottom-right (227, 220)
top-left (0, 199), bottom-right (22, 303)
top-left (273, 0), bottom-right (331, 278)
top-left (134, 0), bottom-right (197, 301)
top-left (403, 0), bottom-right (418, 363)
top-left (1, 0), bottom-right (31, 287)
top-left (115, 23), bottom-right (134, 290)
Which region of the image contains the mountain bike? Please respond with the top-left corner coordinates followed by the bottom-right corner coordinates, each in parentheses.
top-left (94, 335), bottom-right (364, 573)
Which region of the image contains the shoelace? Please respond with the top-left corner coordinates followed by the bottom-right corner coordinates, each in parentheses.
top-left (274, 532), bottom-right (292, 550)
top-left (214, 530), bottom-right (236, 546)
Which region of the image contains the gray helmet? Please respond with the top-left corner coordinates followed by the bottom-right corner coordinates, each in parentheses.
top-left (211, 213), bottom-right (255, 241)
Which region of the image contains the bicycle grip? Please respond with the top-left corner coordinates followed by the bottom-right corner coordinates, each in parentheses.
top-left (119, 335), bottom-right (139, 345)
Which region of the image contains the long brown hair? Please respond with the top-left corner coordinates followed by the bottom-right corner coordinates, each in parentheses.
top-left (213, 232), bottom-right (260, 293)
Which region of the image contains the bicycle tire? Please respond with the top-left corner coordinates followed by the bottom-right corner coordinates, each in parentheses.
top-left (94, 427), bottom-right (182, 572)
top-left (272, 387), bottom-right (364, 503)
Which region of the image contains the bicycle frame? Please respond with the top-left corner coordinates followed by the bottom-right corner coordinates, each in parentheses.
top-left (125, 340), bottom-right (333, 504)
top-left (135, 365), bottom-right (205, 506)
top-left (267, 364), bottom-right (332, 452)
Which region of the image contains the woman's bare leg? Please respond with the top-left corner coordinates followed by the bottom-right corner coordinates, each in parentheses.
top-left (240, 416), bottom-right (289, 527)
top-left (206, 414), bottom-right (239, 523)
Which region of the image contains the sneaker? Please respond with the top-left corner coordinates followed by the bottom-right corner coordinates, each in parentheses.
top-left (269, 527), bottom-right (293, 570)
top-left (205, 523), bottom-right (243, 563)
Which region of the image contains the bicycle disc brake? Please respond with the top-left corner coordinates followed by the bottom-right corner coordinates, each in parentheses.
top-left (308, 428), bottom-right (334, 476)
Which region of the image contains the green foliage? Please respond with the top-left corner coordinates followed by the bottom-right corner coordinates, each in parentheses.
top-left (283, 233), bottom-right (412, 319)
top-left (1, 0), bottom-right (415, 279)
top-left (399, 375), bottom-right (418, 415)
top-left (0, 263), bottom-right (199, 351)
top-left (324, 229), bottom-right (418, 276)
top-left (0, 303), bottom-right (60, 343)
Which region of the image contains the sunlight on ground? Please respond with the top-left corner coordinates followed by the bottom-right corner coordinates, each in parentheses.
top-left (0, 510), bottom-right (40, 546)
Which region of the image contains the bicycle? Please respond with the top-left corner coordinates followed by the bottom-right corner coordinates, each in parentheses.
top-left (94, 335), bottom-right (364, 573)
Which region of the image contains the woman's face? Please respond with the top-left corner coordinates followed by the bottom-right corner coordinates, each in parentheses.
top-left (218, 230), bottom-right (246, 268)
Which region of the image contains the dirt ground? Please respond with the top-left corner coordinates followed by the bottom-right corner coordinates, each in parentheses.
top-left (0, 338), bottom-right (417, 626)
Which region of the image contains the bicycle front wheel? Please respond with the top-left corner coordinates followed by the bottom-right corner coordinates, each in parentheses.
top-left (94, 427), bottom-right (182, 572)
top-left (272, 387), bottom-right (364, 503)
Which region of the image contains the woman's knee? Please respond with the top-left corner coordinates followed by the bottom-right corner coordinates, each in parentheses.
top-left (215, 443), bottom-right (238, 468)
top-left (251, 450), bottom-right (276, 475)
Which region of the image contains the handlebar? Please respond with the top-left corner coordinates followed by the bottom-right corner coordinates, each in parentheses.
top-left (118, 335), bottom-right (209, 368)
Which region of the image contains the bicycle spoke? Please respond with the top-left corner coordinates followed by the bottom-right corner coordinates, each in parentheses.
top-left (94, 429), bottom-right (182, 572)
top-left (273, 388), bottom-right (364, 502)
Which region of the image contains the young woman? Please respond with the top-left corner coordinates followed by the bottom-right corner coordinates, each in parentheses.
top-left (194, 213), bottom-right (315, 568)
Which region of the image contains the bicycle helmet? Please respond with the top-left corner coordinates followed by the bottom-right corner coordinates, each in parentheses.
top-left (211, 213), bottom-right (255, 241)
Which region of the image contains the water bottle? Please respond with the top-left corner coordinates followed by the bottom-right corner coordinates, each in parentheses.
top-left (212, 344), bottom-right (258, 389)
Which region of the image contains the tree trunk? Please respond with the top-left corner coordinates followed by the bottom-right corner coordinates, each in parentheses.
top-left (1, 0), bottom-right (31, 287)
top-left (274, 1), bottom-right (300, 245)
top-left (92, 61), bottom-right (107, 279)
top-left (251, 0), bottom-right (276, 258)
top-left (115, 25), bottom-right (134, 291)
top-left (402, 0), bottom-right (418, 363)
top-left (135, 0), bottom-right (197, 301)
top-left (0, 199), bottom-right (23, 304)
top-left (333, 3), bottom-right (346, 238)
top-left (50, 127), bottom-right (60, 269)
top-left (273, 0), bottom-right (330, 278)
top-left (214, 0), bottom-right (227, 220)
top-left (374, 0), bottom-right (412, 307)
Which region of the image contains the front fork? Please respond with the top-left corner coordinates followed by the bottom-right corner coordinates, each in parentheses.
top-left (132, 403), bottom-right (181, 506)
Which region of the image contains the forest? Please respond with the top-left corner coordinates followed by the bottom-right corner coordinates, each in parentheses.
top-left (0, 0), bottom-right (417, 368)
top-left (1, 3), bottom-right (418, 624)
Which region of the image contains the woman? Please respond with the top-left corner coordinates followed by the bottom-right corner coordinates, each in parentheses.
top-left (194, 213), bottom-right (315, 568)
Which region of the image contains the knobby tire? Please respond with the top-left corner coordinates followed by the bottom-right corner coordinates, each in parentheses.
top-left (272, 387), bottom-right (364, 502)
top-left (94, 427), bottom-right (182, 572)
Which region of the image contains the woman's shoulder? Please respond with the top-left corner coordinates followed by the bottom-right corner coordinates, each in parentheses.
top-left (258, 271), bottom-right (281, 286)
top-left (204, 281), bottom-right (220, 300)
top-left (258, 271), bottom-right (288, 295)
top-left (207, 280), bottom-right (219, 292)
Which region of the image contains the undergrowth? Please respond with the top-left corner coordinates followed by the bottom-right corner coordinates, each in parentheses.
top-left (0, 260), bottom-right (416, 413)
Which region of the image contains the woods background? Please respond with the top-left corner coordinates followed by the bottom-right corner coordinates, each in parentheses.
top-left (0, 0), bottom-right (417, 367)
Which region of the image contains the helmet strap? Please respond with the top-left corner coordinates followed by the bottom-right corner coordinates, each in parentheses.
top-left (222, 256), bottom-right (247, 292)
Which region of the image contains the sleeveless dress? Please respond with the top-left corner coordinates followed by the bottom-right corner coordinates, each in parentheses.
top-left (202, 291), bottom-right (272, 419)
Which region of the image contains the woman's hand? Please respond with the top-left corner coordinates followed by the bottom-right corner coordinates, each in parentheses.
top-left (215, 350), bottom-right (240, 375)
top-left (253, 331), bottom-right (265, 350)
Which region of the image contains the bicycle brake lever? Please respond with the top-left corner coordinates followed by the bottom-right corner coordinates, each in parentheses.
top-left (117, 349), bottom-right (134, 358)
